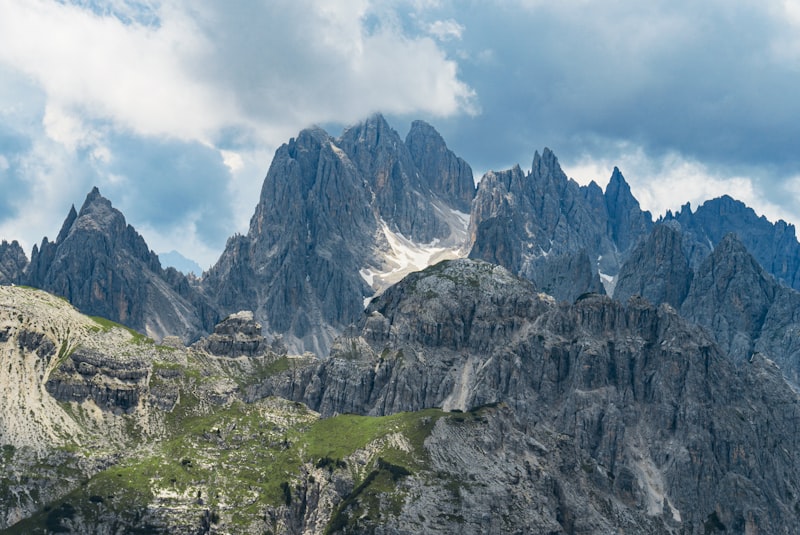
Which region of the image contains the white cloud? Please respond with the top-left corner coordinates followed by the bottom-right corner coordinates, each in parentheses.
top-left (0, 0), bottom-right (231, 142)
top-left (0, 135), bottom-right (89, 252)
top-left (427, 19), bottom-right (465, 41)
top-left (0, 0), bottom-right (475, 148)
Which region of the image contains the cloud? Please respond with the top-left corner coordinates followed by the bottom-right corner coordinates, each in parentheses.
top-left (426, 19), bottom-right (465, 41)
top-left (0, 0), bottom-right (476, 146)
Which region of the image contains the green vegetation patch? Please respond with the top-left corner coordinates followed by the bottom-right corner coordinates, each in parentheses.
top-left (89, 316), bottom-right (151, 344)
top-left (7, 391), bottom-right (449, 533)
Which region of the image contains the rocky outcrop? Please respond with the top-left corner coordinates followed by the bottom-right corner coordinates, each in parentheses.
top-left (605, 166), bottom-right (653, 253)
top-left (680, 233), bottom-right (800, 384)
top-left (257, 258), bottom-right (800, 533)
top-left (616, 228), bottom-right (800, 384)
top-left (25, 188), bottom-right (216, 342)
top-left (405, 119), bottom-right (475, 212)
top-left (0, 239), bottom-right (27, 285)
top-left (45, 348), bottom-right (149, 414)
top-left (202, 126), bottom-right (377, 356)
top-left (469, 149), bottom-right (652, 300)
top-left (192, 310), bottom-right (274, 357)
top-left (204, 115), bottom-right (473, 356)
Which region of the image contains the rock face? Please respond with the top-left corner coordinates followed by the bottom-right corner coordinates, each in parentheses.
top-left (0, 239), bottom-right (27, 285)
top-left (617, 227), bottom-right (800, 384)
top-left (405, 119), bottom-right (475, 212)
top-left (257, 259), bottom-right (800, 533)
top-left (25, 188), bottom-right (216, 342)
top-left (614, 222), bottom-right (694, 308)
top-left (469, 149), bottom-right (652, 300)
top-left (203, 114), bottom-right (474, 356)
top-left (665, 195), bottom-right (800, 288)
top-left (680, 233), bottom-right (800, 384)
top-left (45, 348), bottom-right (150, 414)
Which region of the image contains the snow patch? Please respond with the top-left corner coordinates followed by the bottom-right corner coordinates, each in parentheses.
top-left (599, 271), bottom-right (617, 297)
top-left (359, 211), bottom-right (470, 304)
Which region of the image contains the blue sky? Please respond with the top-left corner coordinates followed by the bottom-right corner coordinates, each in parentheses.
top-left (1, 0), bottom-right (800, 270)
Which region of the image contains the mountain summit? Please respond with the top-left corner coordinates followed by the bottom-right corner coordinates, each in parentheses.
top-left (25, 188), bottom-right (216, 342)
top-left (203, 114), bottom-right (475, 355)
top-left (469, 148), bottom-right (652, 300)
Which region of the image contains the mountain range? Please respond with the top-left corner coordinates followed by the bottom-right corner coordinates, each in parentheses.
top-left (2, 114), bottom-right (800, 533)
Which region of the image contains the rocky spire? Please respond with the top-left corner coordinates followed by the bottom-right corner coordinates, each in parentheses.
top-left (614, 223), bottom-right (692, 307)
top-left (55, 204), bottom-right (78, 243)
top-left (206, 115), bottom-right (474, 356)
top-left (604, 167), bottom-right (652, 253)
top-left (681, 233), bottom-right (777, 360)
top-left (405, 119), bottom-right (475, 212)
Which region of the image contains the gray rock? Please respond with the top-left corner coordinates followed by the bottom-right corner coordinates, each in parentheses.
top-left (0, 239), bottom-right (27, 285)
top-left (25, 188), bottom-right (216, 342)
top-left (204, 115), bottom-right (472, 356)
top-left (256, 258), bottom-right (800, 534)
top-left (605, 166), bottom-right (653, 253)
top-left (469, 149), bottom-right (651, 300)
top-left (338, 113), bottom-right (450, 243)
top-left (405, 119), bottom-right (475, 212)
top-left (615, 223), bottom-right (693, 308)
top-left (193, 310), bottom-right (271, 357)
top-left (45, 347), bottom-right (150, 414)
top-left (664, 195), bottom-right (800, 287)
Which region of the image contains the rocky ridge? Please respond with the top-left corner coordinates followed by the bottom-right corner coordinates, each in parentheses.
top-left (0, 240), bottom-right (27, 285)
top-left (468, 149), bottom-right (652, 300)
top-left (665, 195), bottom-right (800, 288)
top-left (3, 259), bottom-right (800, 533)
top-left (617, 225), bottom-right (800, 385)
top-left (24, 188), bottom-right (217, 343)
top-left (254, 259), bottom-right (800, 533)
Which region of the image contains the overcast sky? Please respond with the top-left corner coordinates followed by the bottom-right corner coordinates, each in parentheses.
top-left (1, 0), bottom-right (800, 271)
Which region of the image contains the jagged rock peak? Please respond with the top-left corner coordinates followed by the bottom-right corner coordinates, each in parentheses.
top-left (405, 119), bottom-right (475, 211)
top-left (604, 166), bottom-right (653, 252)
top-left (62, 186), bottom-right (129, 240)
top-left (606, 166), bottom-right (627, 191)
top-left (364, 258), bottom-right (544, 352)
top-left (614, 223), bottom-right (692, 308)
top-left (680, 232), bottom-right (778, 361)
top-left (339, 112), bottom-right (397, 149)
top-left (25, 187), bottom-right (214, 343)
top-left (55, 205), bottom-right (78, 243)
top-left (530, 147), bottom-right (567, 182)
